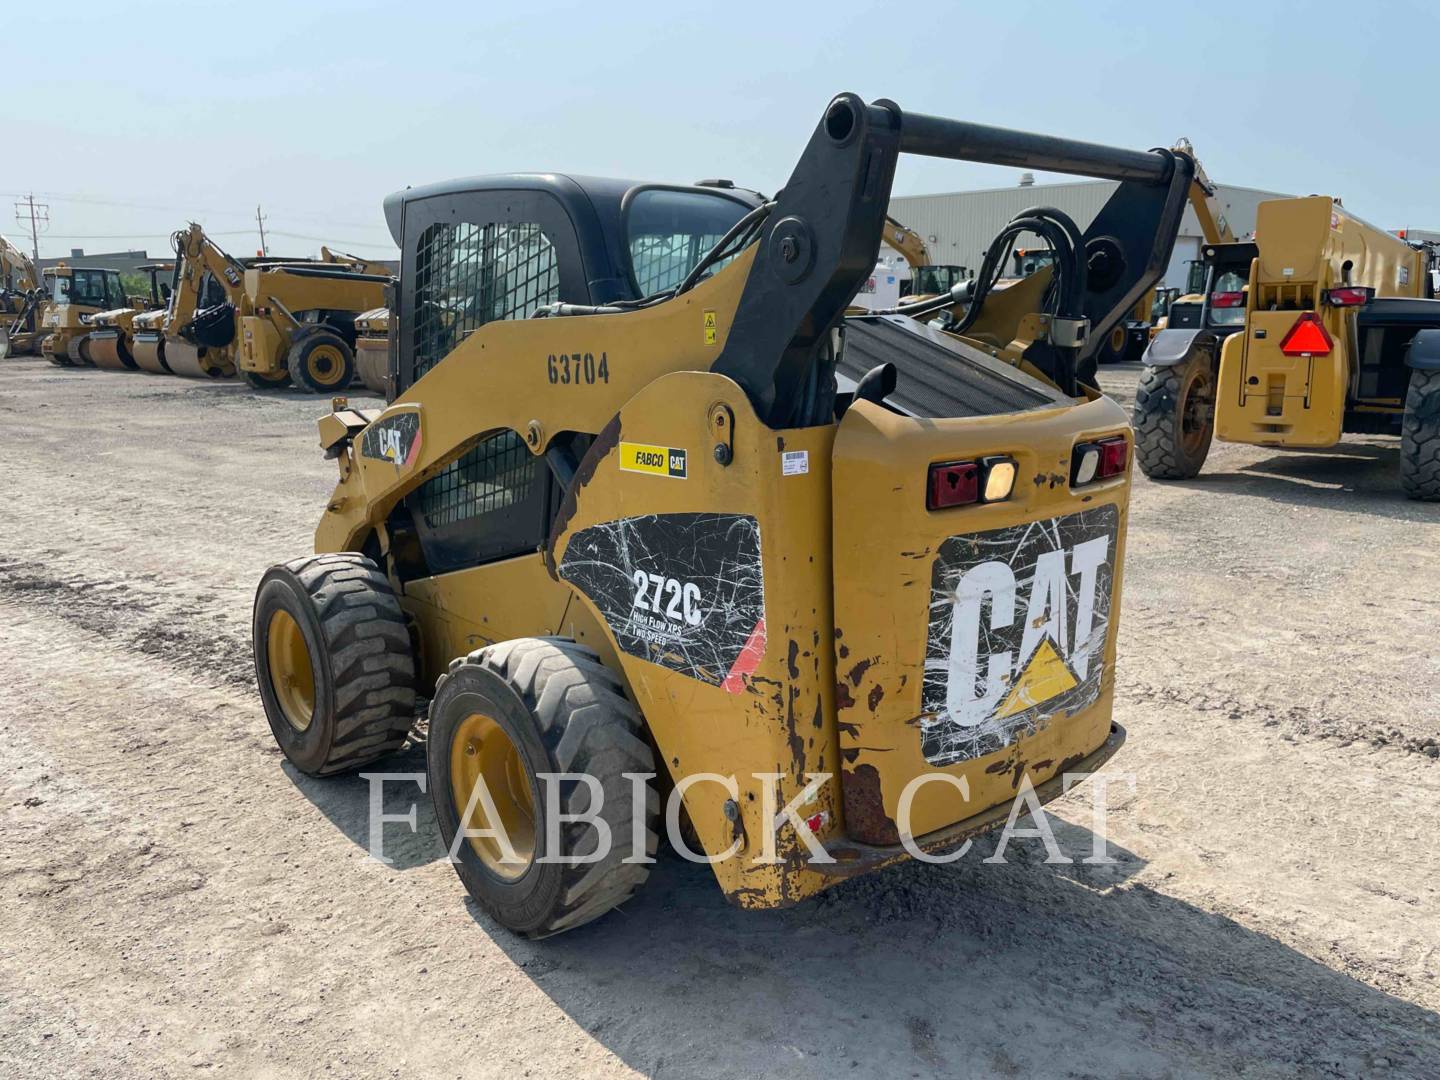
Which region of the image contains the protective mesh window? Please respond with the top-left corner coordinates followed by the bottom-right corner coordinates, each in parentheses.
top-left (418, 430), bottom-right (537, 529)
top-left (411, 221), bottom-right (558, 382)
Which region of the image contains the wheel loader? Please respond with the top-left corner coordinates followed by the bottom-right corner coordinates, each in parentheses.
top-left (252, 93), bottom-right (1204, 937)
top-left (1135, 195), bottom-right (1440, 499)
top-left (85, 263), bottom-right (174, 370)
top-left (136, 224), bottom-right (388, 389)
top-left (38, 263), bottom-right (129, 366)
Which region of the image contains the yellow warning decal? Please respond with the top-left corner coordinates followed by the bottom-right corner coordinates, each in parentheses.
top-left (703, 310), bottom-right (718, 345)
top-left (619, 442), bottom-right (688, 479)
top-left (994, 637), bottom-right (1078, 719)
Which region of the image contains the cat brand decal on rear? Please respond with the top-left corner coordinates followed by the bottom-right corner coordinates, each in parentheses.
top-left (920, 505), bottom-right (1117, 767)
top-left (359, 411), bottom-right (422, 468)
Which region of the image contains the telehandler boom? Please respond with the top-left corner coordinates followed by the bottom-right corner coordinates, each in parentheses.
top-left (253, 94), bottom-right (1200, 937)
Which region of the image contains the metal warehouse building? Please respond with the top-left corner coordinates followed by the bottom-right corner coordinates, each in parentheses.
top-left (884, 177), bottom-right (1290, 292)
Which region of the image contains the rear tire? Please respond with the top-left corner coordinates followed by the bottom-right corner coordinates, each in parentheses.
top-left (1401, 368), bottom-right (1440, 501)
top-left (253, 553), bottom-right (416, 776)
top-left (1133, 348), bottom-right (1216, 480)
top-left (288, 330), bottom-right (355, 393)
top-left (244, 368), bottom-right (292, 390)
top-left (428, 638), bottom-right (658, 938)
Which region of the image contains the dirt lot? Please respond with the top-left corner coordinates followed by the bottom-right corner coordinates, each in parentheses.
top-left (1, 356), bottom-right (1437, 1079)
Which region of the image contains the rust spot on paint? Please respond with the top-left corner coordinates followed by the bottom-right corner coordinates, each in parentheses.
top-left (841, 746), bottom-right (859, 764)
top-left (835, 681), bottom-right (856, 710)
top-left (838, 643), bottom-right (850, 659)
top-left (842, 764), bottom-right (900, 845)
top-left (776, 436), bottom-right (786, 452)
top-left (847, 658), bottom-right (873, 687)
top-left (787, 639), bottom-right (800, 680)
top-left (836, 719), bottom-right (860, 739)
top-left (985, 756), bottom-right (1016, 775)
top-left (867, 684), bottom-right (885, 712)
top-left (812, 696), bottom-right (824, 730)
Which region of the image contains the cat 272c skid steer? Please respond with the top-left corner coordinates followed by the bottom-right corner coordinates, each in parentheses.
top-left (252, 94), bottom-right (1199, 937)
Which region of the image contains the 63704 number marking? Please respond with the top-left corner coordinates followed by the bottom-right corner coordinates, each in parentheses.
top-left (547, 351), bottom-right (610, 386)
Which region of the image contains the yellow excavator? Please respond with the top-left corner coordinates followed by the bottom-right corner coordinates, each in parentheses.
top-left (250, 94), bottom-right (1209, 937)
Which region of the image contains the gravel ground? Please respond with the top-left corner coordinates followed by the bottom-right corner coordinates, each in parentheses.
top-left (1, 356), bottom-right (1437, 1079)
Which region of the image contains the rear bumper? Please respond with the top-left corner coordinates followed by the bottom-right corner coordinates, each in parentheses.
top-left (811, 722), bottom-right (1126, 879)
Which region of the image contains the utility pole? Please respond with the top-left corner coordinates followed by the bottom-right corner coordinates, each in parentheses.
top-left (255, 205), bottom-right (269, 257)
top-left (14, 195), bottom-right (49, 265)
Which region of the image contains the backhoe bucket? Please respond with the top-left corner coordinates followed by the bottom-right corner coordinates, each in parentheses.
top-left (132, 332), bottom-right (170, 374)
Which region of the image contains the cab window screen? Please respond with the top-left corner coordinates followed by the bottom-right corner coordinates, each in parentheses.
top-left (626, 189), bottom-right (748, 296)
top-left (411, 221), bottom-right (558, 382)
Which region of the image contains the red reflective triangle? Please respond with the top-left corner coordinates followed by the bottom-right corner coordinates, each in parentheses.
top-left (1279, 312), bottom-right (1332, 356)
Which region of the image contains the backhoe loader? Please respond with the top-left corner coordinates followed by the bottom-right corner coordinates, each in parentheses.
top-left (252, 94), bottom-right (1202, 937)
top-left (136, 224), bottom-right (388, 389)
top-left (1134, 196), bottom-right (1440, 499)
top-left (39, 263), bottom-right (129, 366)
top-left (0, 234), bottom-right (46, 358)
top-left (86, 263), bottom-right (174, 370)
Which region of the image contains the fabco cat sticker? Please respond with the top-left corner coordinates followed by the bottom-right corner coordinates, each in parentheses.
top-left (920, 505), bottom-right (1117, 767)
top-left (619, 442), bottom-right (687, 479)
top-left (360, 411), bottom-right (422, 467)
top-left (558, 512), bottom-right (765, 691)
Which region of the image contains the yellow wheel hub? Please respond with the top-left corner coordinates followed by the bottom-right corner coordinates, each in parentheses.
top-left (266, 609), bottom-right (316, 731)
top-left (307, 344), bottom-right (346, 386)
top-left (450, 713), bottom-right (536, 879)
top-left (1109, 326), bottom-right (1126, 354)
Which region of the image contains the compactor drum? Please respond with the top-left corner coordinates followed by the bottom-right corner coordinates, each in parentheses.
top-left (352, 307), bottom-right (390, 396)
top-left (252, 94), bottom-right (1208, 936)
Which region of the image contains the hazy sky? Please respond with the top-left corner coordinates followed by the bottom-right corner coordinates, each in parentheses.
top-left (8, 1), bottom-right (1437, 260)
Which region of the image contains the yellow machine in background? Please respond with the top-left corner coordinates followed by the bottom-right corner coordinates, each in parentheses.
top-left (0, 234), bottom-right (46, 357)
top-left (134, 224), bottom-right (388, 389)
top-left (249, 94), bottom-right (1204, 937)
top-left (1136, 195), bottom-right (1440, 499)
top-left (39, 263), bottom-right (129, 366)
top-left (352, 306), bottom-right (391, 395)
top-left (87, 263), bottom-right (174, 370)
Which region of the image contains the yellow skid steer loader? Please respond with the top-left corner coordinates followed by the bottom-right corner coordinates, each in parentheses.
top-left (252, 94), bottom-right (1201, 936)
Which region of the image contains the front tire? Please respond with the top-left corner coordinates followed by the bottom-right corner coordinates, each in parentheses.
top-left (253, 553), bottom-right (416, 775)
top-left (1133, 347), bottom-right (1216, 480)
top-left (1401, 368), bottom-right (1440, 501)
top-left (428, 638), bottom-right (658, 938)
top-left (287, 329), bottom-right (355, 393)
top-left (244, 368), bottom-right (292, 390)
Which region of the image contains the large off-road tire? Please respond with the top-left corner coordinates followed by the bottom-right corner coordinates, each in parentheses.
top-left (1401, 368), bottom-right (1440, 501)
top-left (287, 329), bottom-right (355, 393)
top-left (244, 368), bottom-right (292, 390)
top-left (428, 638), bottom-right (658, 939)
top-left (1133, 347), bottom-right (1216, 480)
top-left (253, 553), bottom-right (416, 776)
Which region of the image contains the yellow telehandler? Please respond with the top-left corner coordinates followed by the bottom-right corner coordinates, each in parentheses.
top-left (1135, 195), bottom-right (1440, 499)
top-left (250, 94), bottom-right (1204, 937)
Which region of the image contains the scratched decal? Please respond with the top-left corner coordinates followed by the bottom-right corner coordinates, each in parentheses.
top-left (558, 513), bottom-right (766, 691)
top-left (920, 505), bottom-right (1117, 767)
top-left (359, 411), bottom-right (422, 467)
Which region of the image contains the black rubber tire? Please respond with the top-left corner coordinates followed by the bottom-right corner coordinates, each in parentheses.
top-left (253, 553), bottom-right (416, 776)
top-left (287, 329), bottom-right (355, 393)
top-left (428, 638), bottom-right (658, 939)
top-left (244, 368), bottom-right (292, 390)
top-left (1133, 348), bottom-right (1216, 480)
top-left (1401, 368), bottom-right (1440, 501)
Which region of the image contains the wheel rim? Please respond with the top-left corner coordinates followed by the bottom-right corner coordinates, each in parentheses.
top-left (1179, 365), bottom-right (1216, 457)
top-left (266, 609), bottom-right (316, 731)
top-left (307, 343), bottom-right (346, 386)
top-left (1109, 326), bottom-right (1127, 355)
top-left (450, 713), bottom-right (536, 879)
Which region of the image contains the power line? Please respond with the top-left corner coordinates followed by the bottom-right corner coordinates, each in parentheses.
top-left (13, 196), bottom-right (49, 264)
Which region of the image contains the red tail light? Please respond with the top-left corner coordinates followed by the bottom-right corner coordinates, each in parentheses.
top-left (1278, 312), bottom-right (1333, 356)
top-left (1210, 291), bottom-right (1246, 309)
top-left (926, 456), bottom-right (1017, 510)
top-left (1323, 287), bottom-right (1373, 307)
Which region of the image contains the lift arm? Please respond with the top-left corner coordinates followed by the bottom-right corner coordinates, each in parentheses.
top-left (1174, 138), bottom-right (1234, 246)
